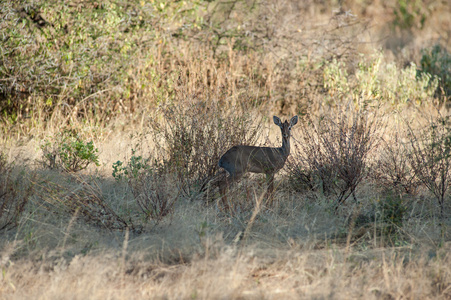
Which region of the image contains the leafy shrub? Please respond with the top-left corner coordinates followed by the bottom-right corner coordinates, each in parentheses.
top-left (392, 0), bottom-right (427, 30)
top-left (112, 149), bottom-right (152, 181)
top-left (323, 59), bottom-right (350, 97)
top-left (111, 141), bottom-right (177, 223)
top-left (41, 130), bottom-right (99, 172)
top-left (420, 44), bottom-right (451, 97)
top-left (0, 1), bottom-right (205, 134)
top-left (0, 0), bottom-right (377, 139)
top-left (323, 52), bottom-right (438, 106)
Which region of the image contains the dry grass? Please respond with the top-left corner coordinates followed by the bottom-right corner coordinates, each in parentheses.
top-left (1, 239), bottom-right (450, 299)
top-left (1, 149), bottom-right (450, 299)
top-left (1, 0), bottom-right (451, 299)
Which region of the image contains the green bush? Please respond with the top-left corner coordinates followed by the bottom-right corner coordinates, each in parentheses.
top-left (323, 52), bottom-right (438, 106)
top-left (420, 44), bottom-right (451, 97)
top-left (111, 144), bottom-right (176, 223)
top-left (393, 0), bottom-right (427, 30)
top-left (0, 0), bottom-right (205, 134)
top-left (112, 149), bottom-right (152, 181)
top-left (41, 130), bottom-right (100, 172)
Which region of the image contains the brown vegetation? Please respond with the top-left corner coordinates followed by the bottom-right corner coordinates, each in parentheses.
top-left (1, 0), bottom-right (451, 298)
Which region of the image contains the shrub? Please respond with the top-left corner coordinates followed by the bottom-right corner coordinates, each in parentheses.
top-left (287, 163), bottom-right (315, 193)
top-left (0, 1), bottom-right (205, 135)
top-left (112, 149), bottom-right (152, 181)
top-left (323, 52), bottom-right (438, 106)
top-left (392, 0), bottom-right (427, 30)
top-left (373, 131), bottom-right (419, 195)
top-left (41, 130), bottom-right (99, 172)
top-left (407, 115), bottom-right (451, 217)
top-left (292, 107), bottom-right (380, 210)
top-left (151, 102), bottom-right (262, 199)
top-left (111, 141), bottom-right (177, 223)
top-left (129, 171), bottom-right (178, 224)
top-left (419, 44), bottom-right (451, 97)
top-left (61, 176), bottom-right (135, 231)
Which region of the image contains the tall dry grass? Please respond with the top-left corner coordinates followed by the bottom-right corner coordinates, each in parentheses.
top-left (1, 240), bottom-right (450, 299)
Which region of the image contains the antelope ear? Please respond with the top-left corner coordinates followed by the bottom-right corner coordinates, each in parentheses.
top-left (273, 116), bottom-right (282, 127)
top-left (290, 115), bottom-right (298, 127)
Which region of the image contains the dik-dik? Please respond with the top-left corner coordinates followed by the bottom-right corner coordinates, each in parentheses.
top-left (218, 116), bottom-right (298, 206)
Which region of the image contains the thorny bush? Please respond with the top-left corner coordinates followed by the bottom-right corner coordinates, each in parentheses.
top-left (129, 171), bottom-right (178, 224)
top-left (290, 107), bottom-right (380, 210)
top-left (374, 131), bottom-right (419, 195)
top-left (407, 115), bottom-right (451, 217)
top-left (150, 101), bottom-right (262, 199)
top-left (61, 176), bottom-right (135, 231)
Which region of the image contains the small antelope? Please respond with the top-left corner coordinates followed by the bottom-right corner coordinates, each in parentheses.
top-left (218, 115), bottom-right (298, 207)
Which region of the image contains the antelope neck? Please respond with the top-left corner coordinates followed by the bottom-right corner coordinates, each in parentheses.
top-left (280, 133), bottom-right (290, 156)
